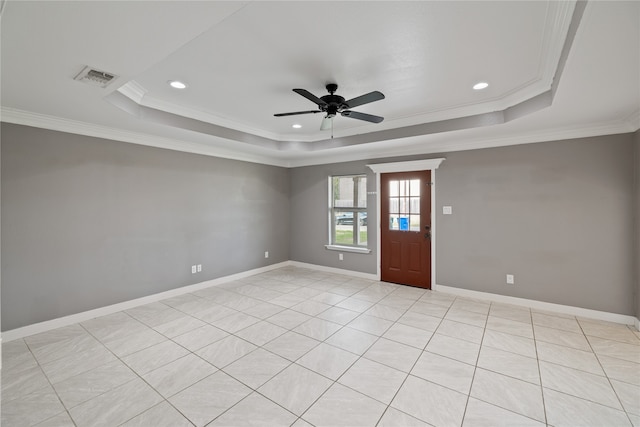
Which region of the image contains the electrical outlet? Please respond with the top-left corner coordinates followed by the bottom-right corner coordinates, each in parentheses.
top-left (191, 265), bottom-right (197, 274)
top-left (197, 264), bottom-right (202, 272)
top-left (339, 253), bottom-right (344, 261)
top-left (506, 274), bottom-right (515, 284)
top-left (265, 251), bottom-right (269, 259)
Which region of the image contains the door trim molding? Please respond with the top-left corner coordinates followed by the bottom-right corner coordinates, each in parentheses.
top-left (367, 158), bottom-right (446, 287)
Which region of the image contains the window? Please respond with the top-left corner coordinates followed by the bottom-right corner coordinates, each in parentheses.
top-left (329, 175), bottom-right (367, 247)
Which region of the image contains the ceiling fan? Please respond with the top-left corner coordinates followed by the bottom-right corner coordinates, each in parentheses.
top-left (274, 83), bottom-right (385, 132)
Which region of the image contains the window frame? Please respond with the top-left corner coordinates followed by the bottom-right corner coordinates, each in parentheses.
top-left (326, 174), bottom-right (370, 252)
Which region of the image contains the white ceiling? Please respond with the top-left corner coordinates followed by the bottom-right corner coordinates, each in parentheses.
top-left (1, 1), bottom-right (638, 167)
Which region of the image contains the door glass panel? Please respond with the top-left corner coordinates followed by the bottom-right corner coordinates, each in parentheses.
top-left (410, 179), bottom-right (420, 196)
top-left (388, 178), bottom-right (421, 232)
top-left (389, 180), bottom-right (399, 197)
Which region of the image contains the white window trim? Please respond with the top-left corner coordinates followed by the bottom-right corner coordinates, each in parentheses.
top-left (367, 158), bottom-right (445, 286)
top-left (328, 174), bottom-right (369, 251)
top-left (324, 244), bottom-right (372, 254)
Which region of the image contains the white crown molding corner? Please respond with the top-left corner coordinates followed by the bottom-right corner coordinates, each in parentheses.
top-left (0, 107), bottom-right (289, 168)
top-left (434, 283), bottom-right (638, 326)
top-left (117, 80), bottom-right (148, 104)
top-left (1, 261), bottom-right (290, 342)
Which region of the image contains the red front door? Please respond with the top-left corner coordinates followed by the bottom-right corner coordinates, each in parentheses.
top-left (380, 170), bottom-right (432, 288)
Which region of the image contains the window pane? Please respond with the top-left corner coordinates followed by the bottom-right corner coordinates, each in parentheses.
top-left (389, 214), bottom-right (400, 230)
top-left (400, 197), bottom-right (409, 214)
top-left (410, 197), bottom-right (420, 214)
top-left (357, 178), bottom-right (367, 208)
top-left (410, 179), bottom-right (420, 197)
top-left (389, 198), bottom-right (399, 213)
top-left (333, 177), bottom-right (354, 208)
top-left (399, 180), bottom-right (408, 197)
top-left (389, 180), bottom-right (399, 197)
top-left (410, 215), bottom-right (420, 231)
top-left (357, 212), bottom-right (368, 245)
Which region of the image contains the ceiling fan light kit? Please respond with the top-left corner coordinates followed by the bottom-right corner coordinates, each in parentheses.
top-left (274, 83), bottom-right (385, 135)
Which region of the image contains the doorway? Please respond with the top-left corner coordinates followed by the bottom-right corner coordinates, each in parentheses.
top-left (380, 170), bottom-right (432, 288)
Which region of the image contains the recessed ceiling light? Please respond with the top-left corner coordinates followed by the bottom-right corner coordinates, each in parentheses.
top-left (168, 80), bottom-right (187, 89)
top-left (292, 124), bottom-right (302, 129)
top-left (473, 82), bottom-right (489, 90)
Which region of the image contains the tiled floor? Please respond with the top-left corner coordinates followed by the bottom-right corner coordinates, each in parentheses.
top-left (2, 266), bottom-right (640, 426)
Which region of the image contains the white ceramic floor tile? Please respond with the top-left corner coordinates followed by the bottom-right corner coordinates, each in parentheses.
top-left (142, 353), bottom-right (217, 398)
top-left (377, 407), bottom-right (430, 427)
top-left (263, 331), bottom-right (321, 361)
top-left (1, 364), bottom-right (52, 403)
top-left (338, 357), bottom-right (407, 404)
top-left (335, 297), bottom-right (375, 312)
top-left (290, 300), bottom-right (332, 316)
top-left (168, 371), bottom-right (251, 427)
top-left (101, 327), bottom-right (166, 358)
top-left (317, 306), bottom-right (361, 325)
top-left (29, 332), bottom-right (104, 366)
top-left (40, 345), bottom-right (117, 384)
top-left (297, 342), bottom-right (359, 380)
top-left (408, 301), bottom-right (449, 318)
top-left (209, 392), bottom-right (297, 426)
top-left (426, 333), bottom-right (480, 365)
top-left (234, 320), bottom-right (288, 346)
top-left (436, 318), bottom-right (484, 344)
top-left (120, 401), bottom-right (192, 427)
top-left (579, 319), bottom-right (640, 344)
top-left (588, 336), bottom-right (640, 364)
top-left (489, 303), bottom-right (532, 324)
top-left (536, 340), bottom-right (604, 375)
top-left (347, 314), bottom-right (393, 336)
top-left (303, 383), bottom-right (387, 427)
top-left (52, 359), bottom-right (137, 409)
top-left (598, 354), bottom-right (640, 386)
top-left (33, 411), bottom-right (76, 427)
top-left (69, 378), bottom-right (162, 427)
top-left (463, 397), bottom-right (545, 427)
top-left (539, 360), bottom-right (622, 409)
top-left (1, 384), bottom-right (66, 427)
top-left (266, 309), bottom-right (313, 329)
top-left (445, 307), bottom-right (487, 327)
top-left (382, 322), bottom-right (433, 349)
top-left (171, 324), bottom-right (229, 352)
top-left (379, 295), bottom-right (417, 311)
top-left (258, 363), bottom-right (333, 415)
top-left (532, 312), bottom-right (581, 333)
top-left (477, 345), bottom-right (540, 385)
top-left (293, 317), bottom-right (342, 341)
top-left (391, 375), bottom-right (467, 426)
top-left (210, 312), bottom-right (261, 333)
top-left (411, 351), bottom-right (475, 394)
top-left (486, 316), bottom-right (534, 339)
top-left (153, 314), bottom-right (206, 338)
top-left (363, 304), bottom-right (406, 322)
top-left (223, 348), bottom-right (290, 389)
top-left (397, 311), bottom-right (442, 332)
top-left (543, 388), bottom-right (632, 427)
top-left (470, 368), bottom-right (545, 422)
top-left (122, 340), bottom-right (190, 375)
top-left (363, 338), bottom-right (421, 373)
top-left (195, 335), bottom-right (257, 368)
top-left (482, 329), bottom-right (537, 358)
top-left (325, 327), bottom-right (378, 355)
top-left (611, 379), bottom-right (640, 415)
top-left (242, 301), bottom-right (285, 319)
top-left (534, 324), bottom-right (591, 351)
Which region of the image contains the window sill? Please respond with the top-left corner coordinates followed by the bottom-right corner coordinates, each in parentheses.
top-left (324, 245), bottom-right (371, 254)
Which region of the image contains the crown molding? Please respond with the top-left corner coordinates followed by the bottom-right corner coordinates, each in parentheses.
top-left (283, 118), bottom-right (637, 168)
top-left (0, 107), bottom-right (289, 168)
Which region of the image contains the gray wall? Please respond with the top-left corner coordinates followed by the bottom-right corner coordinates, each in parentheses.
top-left (1, 123), bottom-right (290, 331)
top-left (290, 162), bottom-right (378, 274)
top-left (291, 134), bottom-right (636, 315)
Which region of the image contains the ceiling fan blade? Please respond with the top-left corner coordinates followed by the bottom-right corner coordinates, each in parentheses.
top-left (341, 110), bottom-right (384, 123)
top-left (293, 89), bottom-right (328, 107)
top-left (320, 116), bottom-right (333, 131)
top-left (344, 91), bottom-right (385, 109)
top-left (274, 110), bottom-right (322, 117)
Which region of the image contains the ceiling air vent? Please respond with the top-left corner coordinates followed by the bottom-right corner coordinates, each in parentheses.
top-left (74, 66), bottom-right (118, 88)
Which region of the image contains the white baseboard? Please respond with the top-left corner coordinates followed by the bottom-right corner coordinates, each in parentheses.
top-left (287, 261), bottom-right (378, 281)
top-left (1, 262), bottom-right (289, 343)
top-left (434, 283), bottom-right (638, 326)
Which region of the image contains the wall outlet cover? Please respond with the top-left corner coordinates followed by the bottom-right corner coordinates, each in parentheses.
top-left (506, 274), bottom-right (515, 284)
top-left (443, 206), bottom-right (453, 215)
top-left (191, 265), bottom-right (197, 274)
